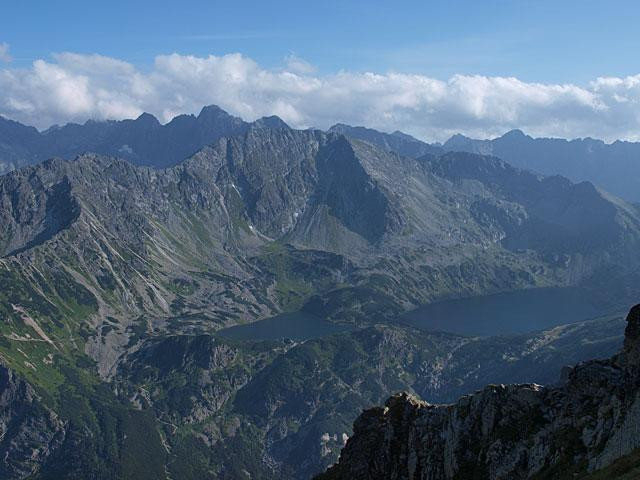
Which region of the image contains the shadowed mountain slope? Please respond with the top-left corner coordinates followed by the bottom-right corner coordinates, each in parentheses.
top-left (444, 129), bottom-right (640, 202)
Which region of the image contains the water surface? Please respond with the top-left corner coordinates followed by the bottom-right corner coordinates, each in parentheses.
top-left (401, 287), bottom-right (605, 336)
top-left (218, 312), bottom-right (355, 341)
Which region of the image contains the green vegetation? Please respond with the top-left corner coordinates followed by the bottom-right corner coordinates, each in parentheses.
top-left (0, 265), bottom-right (168, 479)
top-left (255, 243), bottom-right (343, 312)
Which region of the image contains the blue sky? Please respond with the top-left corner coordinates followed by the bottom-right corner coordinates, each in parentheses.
top-left (4, 0), bottom-right (639, 83)
top-left (1, 1), bottom-right (640, 141)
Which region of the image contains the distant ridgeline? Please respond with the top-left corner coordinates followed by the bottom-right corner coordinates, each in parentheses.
top-left (0, 105), bottom-right (640, 478)
top-left (332, 123), bottom-right (640, 203)
top-left (2, 107), bottom-right (640, 201)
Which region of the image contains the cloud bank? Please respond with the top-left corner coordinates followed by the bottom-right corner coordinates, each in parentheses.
top-left (1, 51), bottom-right (640, 142)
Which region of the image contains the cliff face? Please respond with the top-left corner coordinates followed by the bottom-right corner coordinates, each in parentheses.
top-left (318, 304), bottom-right (640, 480)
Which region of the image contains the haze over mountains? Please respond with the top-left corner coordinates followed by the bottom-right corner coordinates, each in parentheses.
top-left (443, 130), bottom-right (640, 203)
top-left (0, 105), bottom-right (281, 172)
top-left (1, 104), bottom-right (640, 478)
top-left (3, 106), bottom-right (640, 202)
top-left (331, 123), bottom-right (640, 203)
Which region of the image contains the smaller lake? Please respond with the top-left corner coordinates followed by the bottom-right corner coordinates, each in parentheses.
top-left (217, 312), bottom-right (356, 341)
top-left (400, 287), bottom-right (605, 337)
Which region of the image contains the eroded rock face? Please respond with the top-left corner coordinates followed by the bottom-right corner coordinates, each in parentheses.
top-left (318, 304), bottom-right (640, 480)
top-left (0, 364), bottom-right (65, 480)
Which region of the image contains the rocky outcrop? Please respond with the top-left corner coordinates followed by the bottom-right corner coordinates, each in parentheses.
top-left (105, 314), bottom-right (623, 479)
top-left (318, 304), bottom-right (640, 480)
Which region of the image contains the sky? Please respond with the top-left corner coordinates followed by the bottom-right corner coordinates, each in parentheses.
top-left (1, 0), bottom-right (640, 142)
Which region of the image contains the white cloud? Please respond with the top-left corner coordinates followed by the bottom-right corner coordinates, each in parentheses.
top-left (284, 54), bottom-right (316, 75)
top-left (1, 51), bottom-right (640, 142)
top-left (0, 43), bottom-right (11, 62)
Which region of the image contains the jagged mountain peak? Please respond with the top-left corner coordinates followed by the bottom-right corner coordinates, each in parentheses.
top-left (446, 132), bottom-right (471, 141)
top-left (0, 105), bottom-right (251, 172)
top-left (442, 132), bottom-right (476, 151)
top-left (196, 104), bottom-right (246, 127)
top-left (197, 104), bottom-right (228, 117)
top-left (133, 112), bottom-right (161, 126)
top-left (500, 128), bottom-right (528, 139)
top-left (252, 114), bottom-right (290, 130)
top-left (390, 130), bottom-right (419, 141)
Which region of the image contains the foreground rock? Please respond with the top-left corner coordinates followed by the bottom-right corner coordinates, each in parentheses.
top-left (318, 304), bottom-right (640, 479)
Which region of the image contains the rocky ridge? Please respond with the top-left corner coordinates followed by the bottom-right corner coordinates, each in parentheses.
top-left (0, 364), bottom-right (64, 479)
top-left (0, 105), bottom-right (250, 172)
top-left (328, 123), bottom-right (443, 158)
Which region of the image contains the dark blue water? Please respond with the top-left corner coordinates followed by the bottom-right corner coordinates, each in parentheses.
top-left (217, 312), bottom-right (355, 341)
top-left (401, 287), bottom-right (604, 336)
top-left (219, 287), bottom-right (606, 341)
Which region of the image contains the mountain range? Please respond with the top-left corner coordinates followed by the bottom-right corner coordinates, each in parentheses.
top-left (443, 129), bottom-right (640, 203)
top-left (3, 108), bottom-right (640, 203)
top-left (0, 105), bottom-right (283, 173)
top-left (329, 124), bottom-right (640, 204)
top-left (0, 105), bottom-right (639, 478)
